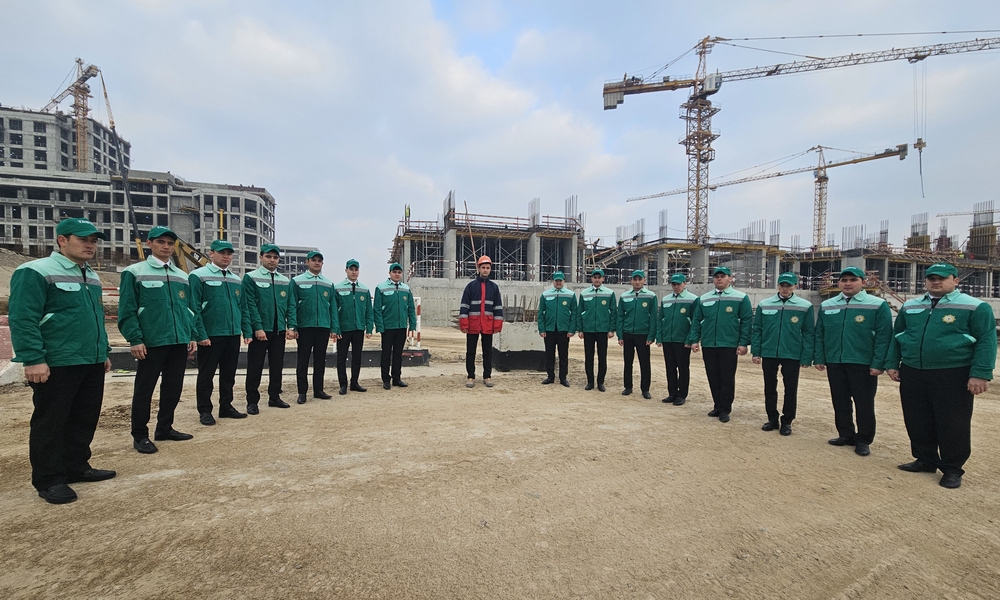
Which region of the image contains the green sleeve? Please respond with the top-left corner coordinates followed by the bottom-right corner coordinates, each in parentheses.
top-left (575, 295), bottom-right (584, 333)
top-left (240, 280), bottom-right (251, 338)
top-left (970, 303), bottom-right (997, 380)
top-left (871, 302), bottom-right (893, 371)
top-left (285, 282), bottom-right (297, 331)
top-left (570, 295), bottom-right (579, 334)
top-left (615, 296), bottom-right (624, 339)
top-left (537, 295), bottom-right (546, 334)
top-left (364, 290), bottom-right (374, 335)
top-left (813, 311), bottom-right (826, 365)
top-left (750, 303), bottom-right (762, 357)
top-left (373, 286), bottom-right (384, 333)
top-left (189, 273), bottom-right (208, 342)
top-left (686, 300), bottom-right (703, 345)
top-left (117, 270), bottom-right (143, 346)
top-left (800, 305), bottom-right (815, 365)
top-left (884, 308), bottom-right (905, 371)
top-left (8, 268), bottom-right (49, 366)
top-left (609, 292), bottom-right (617, 335)
top-left (646, 296), bottom-right (657, 342)
top-left (407, 292), bottom-right (417, 331)
top-left (242, 274), bottom-right (263, 333)
top-left (738, 296), bottom-right (753, 347)
top-left (656, 301), bottom-right (665, 344)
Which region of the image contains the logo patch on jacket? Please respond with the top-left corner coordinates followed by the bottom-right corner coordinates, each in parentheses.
top-left (562, 300), bottom-right (568, 306)
top-left (679, 307), bottom-right (686, 313)
top-left (324, 291), bottom-right (329, 297)
top-left (642, 302), bottom-right (648, 307)
top-left (854, 315), bottom-right (865, 323)
top-left (601, 300), bottom-right (607, 305)
top-left (280, 290), bottom-right (287, 297)
top-left (725, 306), bottom-right (733, 313)
top-left (943, 314), bottom-right (956, 323)
top-left (178, 290), bottom-right (186, 299)
top-left (790, 316), bottom-right (799, 323)
top-left (235, 289), bottom-right (240, 296)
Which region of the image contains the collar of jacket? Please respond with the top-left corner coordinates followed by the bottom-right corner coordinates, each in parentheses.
top-left (922, 289), bottom-right (961, 303)
top-left (836, 289), bottom-right (869, 303)
top-left (146, 255), bottom-right (175, 269)
top-left (476, 274), bottom-right (491, 283)
top-left (50, 251), bottom-right (93, 273)
top-left (299, 272), bottom-right (329, 281)
top-left (624, 287), bottom-right (651, 296)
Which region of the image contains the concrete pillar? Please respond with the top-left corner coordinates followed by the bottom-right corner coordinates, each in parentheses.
top-left (907, 260), bottom-right (917, 295)
top-left (444, 229), bottom-right (457, 280)
top-left (881, 258), bottom-right (890, 284)
top-left (766, 253), bottom-right (780, 289)
top-left (657, 248), bottom-right (670, 285)
top-left (527, 233), bottom-right (541, 282)
top-left (690, 246), bottom-right (710, 284)
top-left (987, 270), bottom-right (994, 298)
top-left (565, 236), bottom-right (578, 283)
top-left (402, 239), bottom-right (412, 275)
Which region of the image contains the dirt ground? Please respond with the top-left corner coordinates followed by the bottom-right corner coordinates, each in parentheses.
top-left (1, 326), bottom-right (999, 599)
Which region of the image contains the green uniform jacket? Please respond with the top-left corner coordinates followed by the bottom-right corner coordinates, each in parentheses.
top-left (242, 267), bottom-right (297, 334)
top-left (617, 287), bottom-right (658, 341)
top-left (189, 264), bottom-right (243, 339)
top-left (657, 289), bottom-right (700, 344)
top-left (750, 294), bottom-right (815, 364)
top-left (813, 290), bottom-right (892, 369)
top-left (9, 252), bottom-right (110, 367)
top-left (374, 279), bottom-right (417, 332)
top-left (688, 287), bottom-right (753, 348)
top-left (333, 278), bottom-right (374, 335)
top-left (538, 286), bottom-right (578, 333)
top-left (576, 285), bottom-right (617, 333)
top-left (292, 272), bottom-right (339, 330)
top-left (885, 290), bottom-right (997, 380)
top-left (118, 256), bottom-right (196, 348)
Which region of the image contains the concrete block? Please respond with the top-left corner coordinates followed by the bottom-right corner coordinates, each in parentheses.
top-left (493, 322), bottom-right (544, 352)
top-left (0, 360), bottom-right (23, 386)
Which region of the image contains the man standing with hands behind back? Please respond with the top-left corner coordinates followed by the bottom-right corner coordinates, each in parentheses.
top-left (333, 259), bottom-right (373, 395)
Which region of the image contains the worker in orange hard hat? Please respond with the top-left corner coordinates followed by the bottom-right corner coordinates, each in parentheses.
top-left (459, 256), bottom-right (504, 388)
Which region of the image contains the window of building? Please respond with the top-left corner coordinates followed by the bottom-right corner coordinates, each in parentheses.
top-left (88, 210), bottom-right (97, 222)
top-left (113, 193), bottom-right (124, 206)
top-left (245, 198), bottom-right (257, 214)
top-left (245, 251), bottom-right (256, 264)
top-left (60, 128), bottom-right (69, 140)
top-left (123, 155), bottom-right (129, 167)
top-left (96, 191), bottom-right (111, 204)
top-left (93, 149), bottom-right (100, 160)
top-left (244, 234), bottom-right (257, 247)
top-left (28, 207), bottom-right (38, 219)
top-left (9, 119), bottom-right (22, 130)
top-left (60, 141), bottom-right (68, 154)
top-left (93, 135), bottom-right (101, 149)
top-left (136, 212), bottom-right (153, 225)
top-left (45, 226), bottom-right (53, 239)
top-left (102, 211), bottom-right (111, 222)
top-left (113, 211), bottom-right (125, 223)
top-left (27, 188), bottom-right (48, 201)
top-left (69, 190), bottom-right (84, 203)
top-left (0, 205), bottom-right (5, 217)
top-left (244, 216), bottom-right (257, 230)
top-left (204, 195), bottom-right (214, 205)
top-left (132, 194), bottom-right (153, 207)
top-left (61, 156), bottom-right (68, 167)
top-left (0, 148), bottom-right (4, 158)
top-left (194, 232), bottom-right (200, 244)
top-left (115, 229), bottom-right (124, 241)
top-left (108, 160), bottom-right (116, 172)
top-left (0, 225), bottom-right (5, 238)
top-left (103, 230), bottom-right (111, 241)
top-left (9, 133), bottom-right (21, 145)
top-left (34, 150), bottom-right (46, 162)
top-left (33, 122), bottom-right (46, 133)
top-left (10, 148), bottom-right (22, 160)
top-left (13, 225), bottom-right (22, 238)
top-left (34, 136), bottom-right (46, 147)
top-left (34, 164), bottom-right (47, 170)
top-left (45, 208), bottom-right (53, 220)
top-left (93, 163), bottom-right (101, 173)
top-left (59, 208), bottom-right (84, 219)
top-left (156, 214), bottom-right (168, 226)
top-left (12, 206), bottom-right (21, 219)
top-left (29, 226), bottom-right (38, 239)
top-left (156, 196), bottom-right (167, 209)
top-left (156, 184), bottom-right (167, 194)
top-left (11, 162), bottom-right (22, 168)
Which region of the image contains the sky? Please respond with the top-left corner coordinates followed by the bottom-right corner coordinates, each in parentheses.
top-left (3, 0), bottom-right (999, 271)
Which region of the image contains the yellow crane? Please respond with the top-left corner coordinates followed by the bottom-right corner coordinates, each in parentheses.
top-left (604, 36), bottom-right (1000, 244)
top-left (40, 58), bottom-right (99, 173)
top-left (629, 143), bottom-right (908, 248)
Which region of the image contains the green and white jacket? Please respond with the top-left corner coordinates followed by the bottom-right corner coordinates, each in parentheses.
top-left (242, 266), bottom-right (297, 334)
top-left (657, 289), bottom-right (700, 344)
top-left (292, 272), bottom-right (339, 330)
top-left (189, 263), bottom-right (243, 339)
top-left (750, 294), bottom-right (814, 364)
top-left (688, 287), bottom-right (753, 348)
top-left (118, 256), bottom-right (196, 348)
top-left (813, 290), bottom-right (892, 369)
top-left (538, 285), bottom-right (578, 333)
top-left (333, 278), bottom-right (374, 334)
top-left (617, 287), bottom-right (658, 341)
top-left (373, 279), bottom-right (417, 332)
top-left (576, 285), bottom-right (617, 333)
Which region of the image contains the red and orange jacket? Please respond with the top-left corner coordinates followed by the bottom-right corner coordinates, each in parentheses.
top-left (459, 275), bottom-right (504, 334)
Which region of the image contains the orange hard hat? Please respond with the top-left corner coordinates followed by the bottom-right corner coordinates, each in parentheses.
top-left (477, 256), bottom-right (492, 266)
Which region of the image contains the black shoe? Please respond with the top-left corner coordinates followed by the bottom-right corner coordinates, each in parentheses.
top-left (314, 391), bottom-right (333, 399)
top-left (339, 385), bottom-right (348, 396)
top-left (67, 468), bottom-right (116, 483)
top-left (199, 412), bottom-right (216, 426)
top-left (719, 414), bottom-right (731, 423)
top-left (898, 460), bottom-right (937, 473)
top-left (219, 406), bottom-right (247, 419)
top-left (560, 379), bottom-right (570, 388)
top-left (622, 388), bottom-right (632, 396)
top-left (673, 397), bottom-right (686, 406)
top-left (939, 473), bottom-right (962, 489)
top-left (133, 438), bottom-right (158, 454)
top-left (598, 384), bottom-right (606, 392)
top-left (247, 403), bottom-right (260, 415)
top-left (585, 382), bottom-right (594, 391)
top-left (392, 380), bottom-right (408, 388)
top-left (541, 377), bottom-right (555, 385)
top-left (762, 421), bottom-right (779, 431)
top-left (707, 409), bottom-right (721, 417)
top-left (154, 429), bottom-right (193, 442)
top-left (828, 437), bottom-right (856, 446)
top-left (350, 383), bottom-right (367, 393)
top-left (297, 394), bottom-right (307, 404)
top-left (383, 381), bottom-right (392, 390)
top-left (642, 391), bottom-right (651, 400)
top-left (268, 399), bottom-right (291, 408)
top-left (662, 395), bottom-right (676, 404)
top-left (38, 483), bottom-right (77, 504)
top-left (779, 424), bottom-right (792, 436)
top-left (854, 442), bottom-right (871, 456)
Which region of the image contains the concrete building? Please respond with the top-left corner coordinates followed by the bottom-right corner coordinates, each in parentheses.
top-left (277, 245), bottom-right (320, 277)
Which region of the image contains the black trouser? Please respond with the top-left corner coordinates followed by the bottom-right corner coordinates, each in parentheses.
top-left (543, 331), bottom-right (570, 380)
top-left (29, 363), bottom-right (105, 491)
top-left (466, 333), bottom-right (493, 379)
top-left (825, 363), bottom-right (878, 444)
top-left (297, 327), bottom-right (331, 394)
top-left (196, 335), bottom-right (241, 415)
top-left (336, 329), bottom-right (365, 386)
top-left (662, 342), bottom-right (691, 398)
top-left (583, 332), bottom-right (609, 386)
top-left (899, 364), bottom-right (974, 476)
top-left (246, 330), bottom-right (286, 404)
top-left (762, 357), bottom-right (800, 425)
top-left (703, 346), bottom-right (738, 414)
top-left (132, 344), bottom-right (188, 439)
top-left (380, 328), bottom-right (407, 383)
top-left (622, 333), bottom-right (651, 392)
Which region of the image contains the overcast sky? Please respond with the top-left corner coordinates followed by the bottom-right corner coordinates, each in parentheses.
top-left (4, 1), bottom-right (999, 272)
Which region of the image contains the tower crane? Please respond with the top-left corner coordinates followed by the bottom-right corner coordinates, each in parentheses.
top-left (629, 143), bottom-right (908, 248)
top-left (604, 36), bottom-right (1000, 244)
top-left (40, 58), bottom-right (100, 174)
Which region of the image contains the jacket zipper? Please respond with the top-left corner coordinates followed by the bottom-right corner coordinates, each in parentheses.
top-left (917, 300), bottom-right (934, 369)
top-left (166, 265), bottom-right (180, 343)
top-left (83, 266), bottom-right (101, 362)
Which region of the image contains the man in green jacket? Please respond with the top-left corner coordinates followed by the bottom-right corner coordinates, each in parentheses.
top-left (576, 268), bottom-right (616, 392)
top-left (334, 259), bottom-right (374, 395)
top-left (538, 271), bottom-right (577, 387)
top-left (886, 263), bottom-right (997, 488)
top-left (814, 266), bottom-right (892, 457)
top-left (242, 243), bottom-right (297, 414)
top-left (10, 218), bottom-right (115, 504)
top-left (189, 239), bottom-right (247, 424)
top-left (617, 270), bottom-right (658, 399)
top-left (118, 226), bottom-right (197, 454)
top-left (751, 272), bottom-right (814, 435)
top-left (688, 266), bottom-right (753, 423)
top-left (374, 262), bottom-right (417, 390)
top-left (656, 272), bottom-right (699, 406)
top-left (291, 251), bottom-right (339, 403)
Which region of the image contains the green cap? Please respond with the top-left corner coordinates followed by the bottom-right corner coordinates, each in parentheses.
top-left (389, 262), bottom-right (403, 272)
top-left (777, 272), bottom-right (799, 285)
top-left (306, 250), bottom-right (323, 260)
top-left (210, 239), bottom-right (234, 252)
top-left (591, 268), bottom-right (604, 277)
top-left (713, 266), bottom-right (732, 276)
top-left (346, 259), bottom-right (360, 269)
top-left (631, 270), bottom-right (645, 279)
top-left (147, 226), bottom-right (177, 241)
top-left (925, 262), bottom-right (958, 278)
top-left (552, 271), bottom-right (565, 281)
top-left (669, 273), bottom-right (687, 284)
top-left (259, 243), bottom-right (281, 255)
top-left (839, 266), bottom-right (865, 279)
top-left (56, 218), bottom-right (107, 240)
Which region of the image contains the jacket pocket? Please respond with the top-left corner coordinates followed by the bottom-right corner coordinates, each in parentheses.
top-left (55, 282), bottom-right (82, 292)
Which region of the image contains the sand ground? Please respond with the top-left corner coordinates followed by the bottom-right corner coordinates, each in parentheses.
top-left (1, 326), bottom-right (999, 599)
